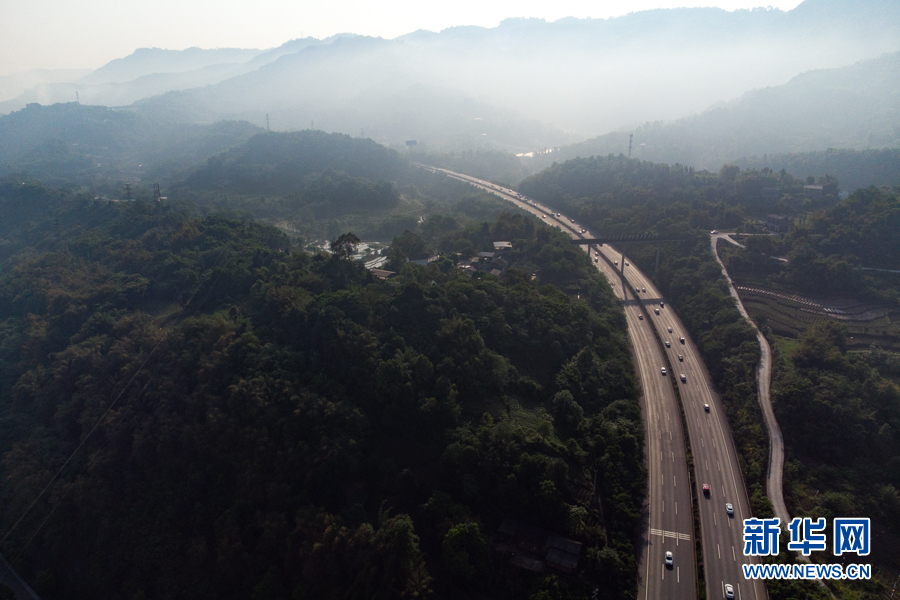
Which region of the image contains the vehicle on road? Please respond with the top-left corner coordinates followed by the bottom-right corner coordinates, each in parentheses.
top-left (665, 551), bottom-right (673, 566)
top-left (638, 314), bottom-right (644, 320)
top-left (725, 503), bottom-right (734, 515)
top-left (680, 337), bottom-right (685, 344)
top-left (641, 287), bottom-right (646, 292)
top-left (660, 301), bottom-right (664, 307)
top-left (665, 341), bottom-right (671, 348)
top-left (680, 374), bottom-right (686, 382)
top-left (678, 354), bottom-right (683, 361)
top-left (594, 257), bottom-right (599, 262)
top-left (711, 230), bottom-right (719, 235)
top-left (571, 218), bottom-right (576, 223)
top-left (654, 308), bottom-right (660, 315)
top-left (580, 229), bottom-right (586, 233)
top-left (661, 367), bottom-right (667, 376)
top-left (702, 483), bottom-right (710, 495)
top-left (614, 261), bottom-right (618, 265)
top-left (625, 261), bottom-right (629, 266)
top-left (704, 403), bottom-right (710, 411)
top-left (725, 583), bottom-right (734, 598)
top-left (667, 327), bottom-right (672, 333)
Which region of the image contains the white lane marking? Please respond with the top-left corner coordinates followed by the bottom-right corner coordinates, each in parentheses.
top-left (733, 546), bottom-right (736, 561)
top-left (675, 502), bottom-right (678, 515)
top-left (714, 512), bottom-right (717, 526)
top-left (717, 460), bottom-right (721, 472)
top-left (662, 565), bottom-right (665, 580)
top-left (705, 459), bottom-right (709, 471)
top-left (718, 544), bottom-right (721, 559)
top-left (701, 438), bottom-right (705, 448)
top-left (673, 475), bottom-right (676, 487)
top-left (677, 566), bottom-right (680, 583)
top-left (663, 500), bottom-right (665, 513)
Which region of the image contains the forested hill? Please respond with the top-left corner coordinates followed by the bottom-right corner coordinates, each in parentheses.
top-left (540, 51), bottom-right (900, 172)
top-left (0, 180), bottom-right (644, 599)
top-left (181, 129), bottom-right (409, 196)
top-left (0, 102), bottom-right (263, 186)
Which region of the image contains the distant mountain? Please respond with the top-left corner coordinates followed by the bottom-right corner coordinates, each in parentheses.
top-left (0, 102), bottom-right (263, 187)
top-left (734, 149), bottom-right (900, 191)
top-left (4, 0), bottom-right (898, 151)
top-left (79, 47), bottom-right (264, 85)
top-left (0, 68), bottom-right (92, 103)
top-left (538, 52), bottom-right (900, 174)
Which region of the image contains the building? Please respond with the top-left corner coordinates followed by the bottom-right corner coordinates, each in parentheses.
top-left (803, 185), bottom-right (823, 199)
top-left (370, 269), bottom-right (396, 280)
top-left (767, 214), bottom-right (789, 232)
top-left (493, 241), bottom-right (513, 251)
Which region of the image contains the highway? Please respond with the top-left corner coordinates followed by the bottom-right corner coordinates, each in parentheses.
top-left (427, 167), bottom-right (697, 600)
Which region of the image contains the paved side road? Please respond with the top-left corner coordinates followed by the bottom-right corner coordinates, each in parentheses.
top-left (710, 233), bottom-right (789, 525)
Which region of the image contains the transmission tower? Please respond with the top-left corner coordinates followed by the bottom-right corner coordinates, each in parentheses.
top-left (76, 91), bottom-right (80, 104)
top-left (628, 134), bottom-right (633, 158)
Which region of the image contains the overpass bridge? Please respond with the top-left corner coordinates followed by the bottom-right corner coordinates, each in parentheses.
top-left (571, 235), bottom-right (693, 274)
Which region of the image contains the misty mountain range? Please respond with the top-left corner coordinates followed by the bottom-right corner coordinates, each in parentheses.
top-left (3, 0), bottom-right (899, 142)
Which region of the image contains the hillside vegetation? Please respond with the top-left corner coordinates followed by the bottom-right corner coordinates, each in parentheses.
top-left (0, 179), bottom-right (644, 599)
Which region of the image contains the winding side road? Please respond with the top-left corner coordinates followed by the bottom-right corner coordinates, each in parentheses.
top-left (710, 233), bottom-right (789, 525)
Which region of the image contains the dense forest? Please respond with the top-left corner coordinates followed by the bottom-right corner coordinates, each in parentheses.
top-left (519, 155), bottom-right (900, 596)
top-left (518, 156), bottom-right (771, 507)
top-left (0, 179), bottom-right (645, 599)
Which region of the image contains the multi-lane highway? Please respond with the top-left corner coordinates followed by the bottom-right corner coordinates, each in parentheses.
top-left (427, 166), bottom-right (767, 600)
top-left (427, 167), bottom-right (696, 599)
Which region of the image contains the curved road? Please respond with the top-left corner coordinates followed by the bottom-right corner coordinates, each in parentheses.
top-left (711, 233), bottom-right (788, 525)
top-left (429, 167), bottom-right (697, 600)
top-left (428, 167), bottom-right (770, 600)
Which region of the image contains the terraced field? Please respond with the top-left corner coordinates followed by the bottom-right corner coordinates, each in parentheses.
top-left (738, 286), bottom-right (900, 350)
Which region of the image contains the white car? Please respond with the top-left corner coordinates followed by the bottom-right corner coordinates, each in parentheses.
top-left (665, 551), bottom-right (673, 566)
top-left (665, 341), bottom-right (671, 348)
top-left (724, 583), bottom-right (734, 598)
top-left (641, 287), bottom-right (646, 292)
top-left (625, 261), bottom-right (629, 266)
top-left (661, 367), bottom-right (667, 376)
top-left (678, 354), bottom-right (683, 361)
top-left (725, 503), bottom-right (734, 515)
top-left (712, 230), bottom-right (719, 235)
top-left (680, 337), bottom-right (685, 344)
top-left (667, 327), bottom-right (672, 333)
top-left (654, 308), bottom-right (660, 315)
top-left (680, 374), bottom-right (686, 382)
top-left (704, 403), bottom-right (710, 411)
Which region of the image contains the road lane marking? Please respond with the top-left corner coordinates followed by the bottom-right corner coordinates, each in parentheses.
top-left (718, 544), bottom-right (721, 559)
top-left (677, 566), bottom-right (680, 583)
top-left (733, 546), bottom-right (736, 561)
top-left (714, 512), bottom-right (717, 525)
top-left (675, 502), bottom-right (677, 515)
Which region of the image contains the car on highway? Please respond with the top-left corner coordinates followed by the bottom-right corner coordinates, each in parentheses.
top-left (556, 213), bottom-right (561, 217)
top-left (540, 215), bottom-right (545, 218)
top-left (614, 261), bottom-right (618, 265)
top-left (641, 287), bottom-right (646, 292)
top-left (725, 583), bottom-right (734, 598)
top-left (660, 301), bottom-right (664, 307)
top-left (654, 308), bottom-right (660, 315)
top-left (665, 551), bottom-right (673, 567)
top-left (678, 354), bottom-right (683, 361)
top-left (667, 327), bottom-right (672, 333)
top-left (595, 251), bottom-right (600, 256)
top-left (661, 367), bottom-right (667, 376)
top-left (704, 403), bottom-right (710, 411)
top-left (680, 337), bottom-right (685, 344)
top-left (680, 374), bottom-right (686, 382)
top-left (571, 218), bottom-right (576, 223)
top-left (594, 257), bottom-right (599, 262)
top-left (625, 261), bottom-right (629, 266)
top-left (725, 503), bottom-right (734, 515)
top-left (702, 483), bottom-right (710, 495)
top-left (665, 341), bottom-right (671, 347)
top-left (580, 229), bottom-right (586, 233)
top-left (638, 314), bottom-right (644, 320)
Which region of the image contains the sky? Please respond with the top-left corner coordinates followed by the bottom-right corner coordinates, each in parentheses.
top-left (1, 0), bottom-right (804, 76)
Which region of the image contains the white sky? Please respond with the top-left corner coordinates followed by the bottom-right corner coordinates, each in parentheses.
top-left (0, 0), bottom-right (803, 76)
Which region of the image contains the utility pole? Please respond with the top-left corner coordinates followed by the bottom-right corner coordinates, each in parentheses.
top-left (628, 133), bottom-right (633, 158)
top-left (75, 91), bottom-right (80, 104)
top-left (153, 183), bottom-right (162, 227)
